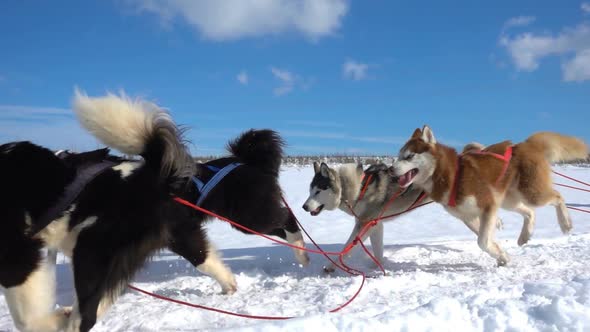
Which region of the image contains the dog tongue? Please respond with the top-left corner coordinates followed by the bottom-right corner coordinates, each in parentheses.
top-left (398, 173), bottom-right (411, 187)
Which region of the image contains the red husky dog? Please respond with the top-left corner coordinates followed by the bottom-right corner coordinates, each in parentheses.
top-left (390, 126), bottom-right (588, 266)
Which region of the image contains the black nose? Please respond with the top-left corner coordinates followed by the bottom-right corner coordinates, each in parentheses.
top-left (302, 204), bottom-right (309, 211)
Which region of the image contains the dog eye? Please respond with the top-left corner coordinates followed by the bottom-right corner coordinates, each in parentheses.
top-left (315, 190), bottom-right (320, 196)
top-left (405, 153), bottom-right (415, 160)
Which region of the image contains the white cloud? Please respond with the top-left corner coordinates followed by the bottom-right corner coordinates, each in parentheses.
top-left (500, 22), bottom-right (590, 81)
top-left (342, 59), bottom-right (369, 81)
top-left (563, 49), bottom-right (590, 81)
top-left (237, 70), bottom-right (248, 85)
top-left (582, 2), bottom-right (590, 14)
top-left (502, 16), bottom-right (536, 31)
top-left (125, 0), bottom-right (349, 41)
top-left (271, 67), bottom-right (296, 96)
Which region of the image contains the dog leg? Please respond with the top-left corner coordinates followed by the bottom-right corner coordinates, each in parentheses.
top-left (505, 202), bottom-right (536, 246)
top-left (324, 221), bottom-right (370, 273)
top-left (549, 190), bottom-right (573, 234)
top-left (196, 244), bottom-right (237, 294)
top-left (368, 222), bottom-right (384, 265)
top-left (65, 287), bottom-right (118, 332)
top-left (168, 226), bottom-right (237, 294)
top-left (282, 212), bottom-right (310, 266)
top-left (285, 230), bottom-right (310, 266)
top-left (4, 251), bottom-right (68, 332)
top-left (477, 209), bottom-right (510, 266)
top-left (66, 255), bottom-right (109, 332)
top-left (461, 217), bottom-right (480, 236)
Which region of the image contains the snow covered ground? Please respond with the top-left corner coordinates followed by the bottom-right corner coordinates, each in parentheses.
top-left (1, 165), bottom-right (590, 331)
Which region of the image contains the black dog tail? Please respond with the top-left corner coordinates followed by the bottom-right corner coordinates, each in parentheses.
top-left (72, 88), bottom-right (195, 180)
top-left (227, 129), bottom-right (285, 176)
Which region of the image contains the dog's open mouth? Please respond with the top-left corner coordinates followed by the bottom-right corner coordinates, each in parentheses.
top-left (398, 168), bottom-right (418, 188)
top-left (310, 205), bottom-right (324, 216)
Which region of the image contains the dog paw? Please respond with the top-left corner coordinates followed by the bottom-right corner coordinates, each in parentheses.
top-left (560, 218), bottom-right (573, 234)
top-left (221, 284), bottom-right (237, 295)
top-left (517, 232), bottom-right (531, 247)
top-left (220, 276), bottom-right (238, 295)
top-left (297, 252), bottom-right (310, 267)
top-left (517, 234), bottom-right (531, 247)
top-left (323, 265), bottom-right (336, 273)
top-left (57, 306), bottom-right (73, 317)
top-left (497, 255), bottom-right (510, 267)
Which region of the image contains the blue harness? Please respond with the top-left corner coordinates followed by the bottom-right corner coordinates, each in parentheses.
top-left (192, 162), bottom-right (242, 206)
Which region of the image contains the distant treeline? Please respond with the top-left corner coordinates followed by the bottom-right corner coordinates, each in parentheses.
top-left (194, 155), bottom-right (590, 167)
top-left (194, 154), bottom-right (393, 165)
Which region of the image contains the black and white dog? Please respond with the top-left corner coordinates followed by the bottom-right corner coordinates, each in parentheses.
top-left (0, 91), bottom-right (307, 332)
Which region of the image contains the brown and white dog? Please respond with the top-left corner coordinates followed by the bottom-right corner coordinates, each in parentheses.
top-left (390, 125), bottom-right (589, 266)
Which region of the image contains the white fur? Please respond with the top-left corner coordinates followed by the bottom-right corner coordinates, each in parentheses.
top-left (304, 164), bottom-right (360, 214)
top-left (392, 150), bottom-right (437, 190)
top-left (196, 244), bottom-right (237, 294)
top-left (421, 125), bottom-right (437, 144)
top-left (37, 209), bottom-right (97, 257)
top-left (72, 89), bottom-right (195, 180)
top-left (304, 187), bottom-right (336, 212)
top-left (4, 251), bottom-right (68, 332)
top-left (112, 161), bottom-right (142, 178)
top-left (65, 300), bottom-right (81, 332)
top-left (286, 230), bottom-right (310, 266)
top-left (72, 89), bottom-right (161, 156)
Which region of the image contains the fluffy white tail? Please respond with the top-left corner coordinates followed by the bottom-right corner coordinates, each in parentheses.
top-left (72, 89), bottom-right (194, 179)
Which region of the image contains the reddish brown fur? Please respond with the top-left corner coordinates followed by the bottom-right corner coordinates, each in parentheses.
top-left (398, 126), bottom-right (588, 266)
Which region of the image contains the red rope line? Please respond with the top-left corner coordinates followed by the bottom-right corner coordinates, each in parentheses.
top-left (354, 174), bottom-right (373, 208)
top-left (173, 197), bottom-right (343, 256)
top-left (553, 170), bottom-right (590, 187)
top-left (128, 169), bottom-right (590, 321)
top-left (566, 206), bottom-right (590, 214)
top-left (129, 187), bottom-right (432, 320)
top-left (555, 183), bottom-right (590, 193)
top-left (281, 196), bottom-right (361, 275)
top-left (127, 285), bottom-right (292, 320)
top-left (552, 170), bottom-right (590, 214)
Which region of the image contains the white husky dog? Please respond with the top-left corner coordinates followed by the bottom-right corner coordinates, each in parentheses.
top-left (303, 162), bottom-right (428, 272)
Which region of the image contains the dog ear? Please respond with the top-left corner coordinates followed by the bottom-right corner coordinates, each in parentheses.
top-left (313, 161), bottom-right (320, 174)
top-left (411, 128), bottom-right (422, 139)
top-left (320, 162), bottom-right (330, 178)
top-left (421, 125), bottom-right (437, 144)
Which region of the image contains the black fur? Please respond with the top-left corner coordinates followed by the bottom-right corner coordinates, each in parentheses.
top-left (0, 140), bottom-right (206, 332)
top-left (0, 129), bottom-right (300, 332)
top-left (226, 129), bottom-right (285, 176)
top-left (197, 129), bottom-right (300, 239)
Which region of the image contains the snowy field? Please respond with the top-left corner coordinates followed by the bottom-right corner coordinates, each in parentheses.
top-left (1, 165), bottom-right (590, 331)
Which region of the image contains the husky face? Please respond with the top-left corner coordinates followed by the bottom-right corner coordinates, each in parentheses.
top-left (391, 125), bottom-right (437, 189)
top-left (302, 162), bottom-right (341, 216)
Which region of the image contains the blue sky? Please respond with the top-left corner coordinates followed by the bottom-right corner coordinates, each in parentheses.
top-left (1, 1), bottom-right (589, 156)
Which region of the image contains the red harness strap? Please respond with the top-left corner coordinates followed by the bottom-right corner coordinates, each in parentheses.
top-left (448, 146), bottom-right (513, 207)
top-left (354, 173), bottom-right (373, 207)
